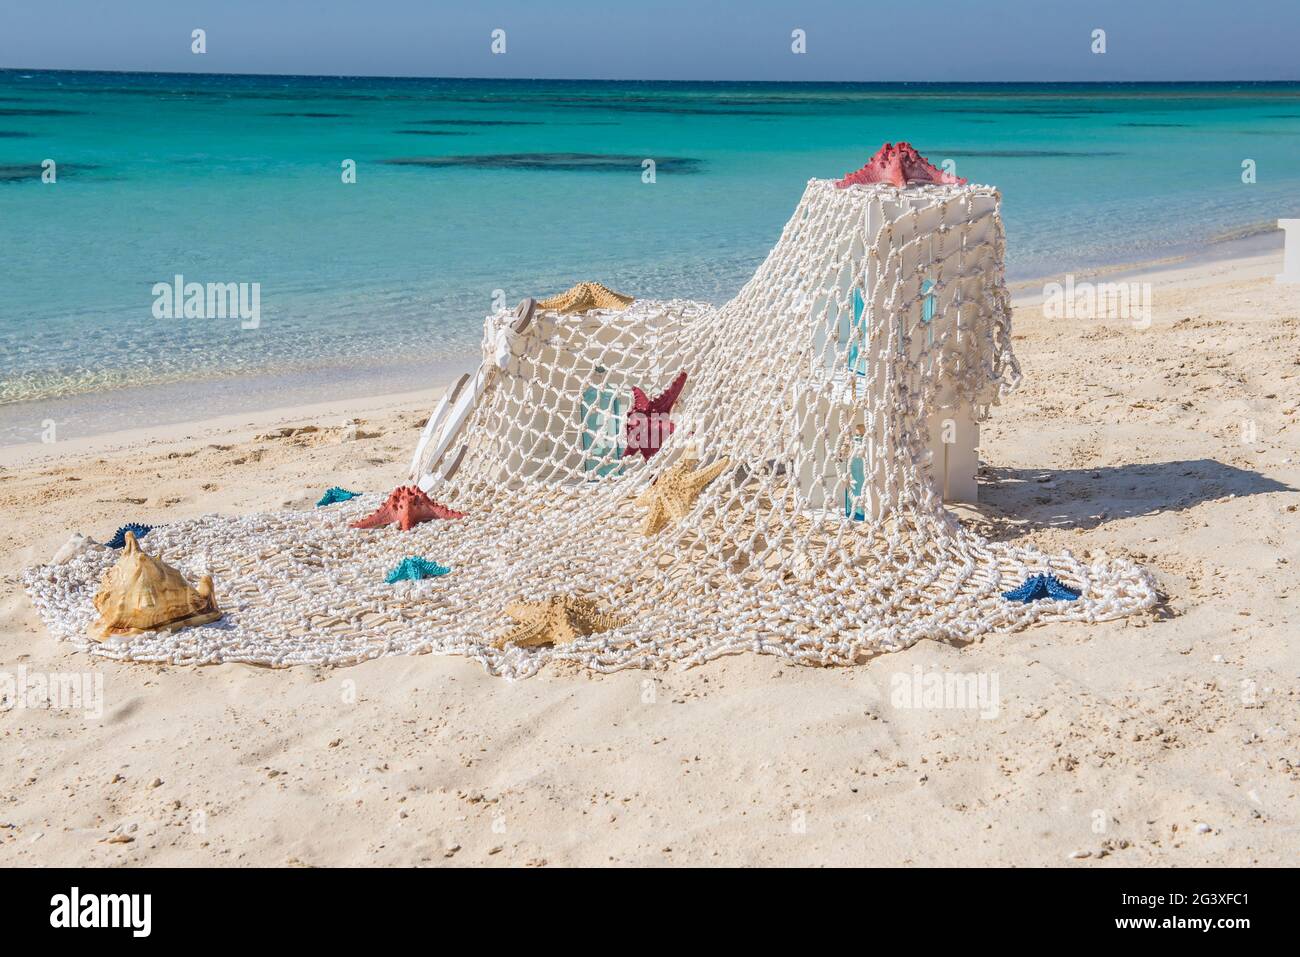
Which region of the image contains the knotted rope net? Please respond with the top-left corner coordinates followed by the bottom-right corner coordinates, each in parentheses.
top-left (25, 179), bottom-right (1157, 676)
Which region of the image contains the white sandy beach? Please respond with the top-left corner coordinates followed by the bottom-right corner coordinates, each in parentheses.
top-left (1, 250), bottom-right (1297, 867)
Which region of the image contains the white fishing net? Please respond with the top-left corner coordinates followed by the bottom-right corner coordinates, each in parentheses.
top-left (24, 179), bottom-right (1157, 676)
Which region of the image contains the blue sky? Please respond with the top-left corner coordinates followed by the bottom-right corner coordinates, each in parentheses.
top-left (2, 0), bottom-right (1297, 81)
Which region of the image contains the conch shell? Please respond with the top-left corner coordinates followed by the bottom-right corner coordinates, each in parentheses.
top-left (90, 532), bottom-right (222, 640)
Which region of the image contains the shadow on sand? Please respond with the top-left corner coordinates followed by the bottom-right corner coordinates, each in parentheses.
top-left (971, 458), bottom-right (1295, 534)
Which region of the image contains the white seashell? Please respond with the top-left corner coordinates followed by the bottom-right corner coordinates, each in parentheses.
top-left (51, 532), bottom-right (106, 565)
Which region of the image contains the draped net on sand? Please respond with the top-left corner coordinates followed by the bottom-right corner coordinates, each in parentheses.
top-left (25, 179), bottom-right (1157, 677)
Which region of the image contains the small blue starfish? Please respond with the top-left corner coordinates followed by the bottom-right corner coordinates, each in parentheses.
top-left (1002, 573), bottom-right (1081, 603)
top-left (316, 486), bottom-right (361, 507)
top-left (385, 557), bottom-right (451, 584)
top-left (106, 523), bottom-right (153, 549)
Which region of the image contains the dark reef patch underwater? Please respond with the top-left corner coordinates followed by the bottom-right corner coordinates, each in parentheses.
top-left (0, 107), bottom-right (87, 116)
top-left (0, 162), bottom-right (99, 183)
top-left (381, 152), bottom-right (703, 173)
top-left (393, 129), bottom-right (472, 136)
top-left (932, 149), bottom-right (1127, 158)
top-left (410, 118), bottom-right (543, 126)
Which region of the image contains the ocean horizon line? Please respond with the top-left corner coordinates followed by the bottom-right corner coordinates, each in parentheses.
top-left (5, 68), bottom-right (1300, 87)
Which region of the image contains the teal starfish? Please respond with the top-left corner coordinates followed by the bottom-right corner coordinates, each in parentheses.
top-left (316, 486), bottom-right (360, 507)
top-left (385, 557), bottom-right (451, 583)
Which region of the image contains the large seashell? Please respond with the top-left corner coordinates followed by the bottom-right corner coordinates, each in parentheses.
top-left (90, 532), bottom-right (222, 641)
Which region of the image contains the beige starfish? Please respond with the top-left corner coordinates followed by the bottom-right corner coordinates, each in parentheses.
top-left (635, 456), bottom-right (731, 536)
top-left (493, 595), bottom-right (627, 649)
top-left (537, 281), bottom-right (634, 314)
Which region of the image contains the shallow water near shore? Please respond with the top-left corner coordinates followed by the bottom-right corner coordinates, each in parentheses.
top-left (2, 71), bottom-right (1299, 443)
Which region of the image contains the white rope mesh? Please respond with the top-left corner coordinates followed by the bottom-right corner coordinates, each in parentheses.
top-left (24, 179), bottom-right (1157, 677)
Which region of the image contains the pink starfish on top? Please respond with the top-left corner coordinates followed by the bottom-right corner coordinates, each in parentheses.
top-left (623, 370), bottom-right (687, 460)
top-left (835, 142), bottom-right (967, 188)
top-left (351, 485), bottom-right (466, 532)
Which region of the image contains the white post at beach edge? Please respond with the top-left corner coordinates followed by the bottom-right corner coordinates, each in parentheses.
top-left (1278, 219), bottom-right (1300, 283)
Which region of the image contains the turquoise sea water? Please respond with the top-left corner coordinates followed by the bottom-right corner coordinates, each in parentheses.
top-left (2, 71), bottom-right (1299, 443)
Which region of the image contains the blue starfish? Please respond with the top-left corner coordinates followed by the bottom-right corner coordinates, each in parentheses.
top-left (1002, 573), bottom-right (1081, 603)
top-left (105, 523), bottom-right (153, 549)
top-left (316, 486), bottom-right (360, 507)
top-left (385, 557), bottom-right (451, 584)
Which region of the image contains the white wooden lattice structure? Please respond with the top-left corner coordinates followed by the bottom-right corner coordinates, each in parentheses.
top-left (413, 183), bottom-right (1003, 521)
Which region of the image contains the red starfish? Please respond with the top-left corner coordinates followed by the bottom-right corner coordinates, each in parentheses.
top-left (351, 485), bottom-right (466, 532)
top-left (835, 142), bottom-right (967, 188)
top-left (623, 370), bottom-right (687, 460)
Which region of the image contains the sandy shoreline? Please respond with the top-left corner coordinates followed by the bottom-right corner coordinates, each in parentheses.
top-left (2, 248), bottom-right (1298, 866)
